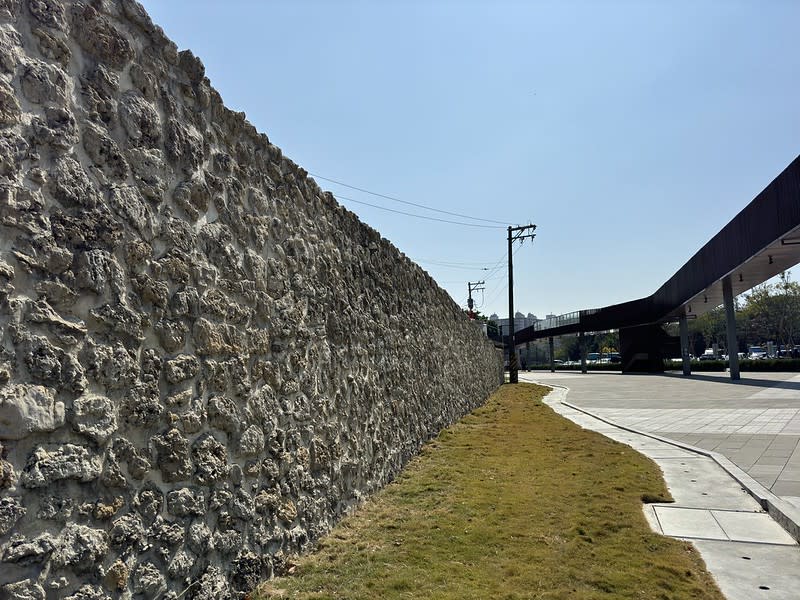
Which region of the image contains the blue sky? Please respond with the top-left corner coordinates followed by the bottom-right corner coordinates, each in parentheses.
top-left (139, 0), bottom-right (800, 320)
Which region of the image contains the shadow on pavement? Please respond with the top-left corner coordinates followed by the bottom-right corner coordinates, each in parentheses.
top-left (662, 371), bottom-right (800, 391)
top-left (525, 369), bottom-right (800, 392)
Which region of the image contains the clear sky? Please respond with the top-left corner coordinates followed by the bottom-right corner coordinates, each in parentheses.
top-left (138, 0), bottom-right (800, 320)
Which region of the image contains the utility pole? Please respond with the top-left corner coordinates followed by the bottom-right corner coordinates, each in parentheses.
top-left (467, 280), bottom-right (485, 318)
top-left (507, 224), bottom-right (537, 384)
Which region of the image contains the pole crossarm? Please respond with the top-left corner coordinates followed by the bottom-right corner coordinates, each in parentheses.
top-left (467, 280), bottom-right (485, 312)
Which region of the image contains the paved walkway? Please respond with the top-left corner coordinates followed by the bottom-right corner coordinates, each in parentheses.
top-left (523, 371), bottom-right (800, 504)
top-left (519, 373), bottom-right (800, 599)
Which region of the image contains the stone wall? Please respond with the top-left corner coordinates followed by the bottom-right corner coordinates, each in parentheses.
top-left (0, 1), bottom-right (503, 597)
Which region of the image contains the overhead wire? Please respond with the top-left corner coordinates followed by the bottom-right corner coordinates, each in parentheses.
top-left (413, 258), bottom-right (499, 268)
top-left (312, 172), bottom-right (508, 225)
top-left (315, 173), bottom-right (532, 311)
top-left (335, 194), bottom-right (505, 229)
top-left (481, 244), bottom-right (525, 309)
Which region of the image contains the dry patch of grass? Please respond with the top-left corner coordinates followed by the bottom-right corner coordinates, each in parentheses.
top-left (255, 383), bottom-right (724, 599)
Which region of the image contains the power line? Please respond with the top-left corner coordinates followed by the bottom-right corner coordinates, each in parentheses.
top-left (413, 257), bottom-right (498, 267)
top-left (484, 281), bottom-right (508, 308)
top-left (481, 244), bottom-right (524, 305)
top-left (313, 172), bottom-right (508, 225)
top-left (336, 194), bottom-right (505, 229)
top-left (418, 263), bottom-right (491, 271)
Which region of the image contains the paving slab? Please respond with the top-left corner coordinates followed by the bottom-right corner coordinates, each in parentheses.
top-left (692, 540), bottom-right (800, 600)
top-left (711, 509), bottom-right (797, 545)
top-left (652, 506), bottom-right (728, 540)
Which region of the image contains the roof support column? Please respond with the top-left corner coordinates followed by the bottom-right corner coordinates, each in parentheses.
top-left (679, 315), bottom-right (691, 376)
top-left (549, 337), bottom-right (555, 373)
top-left (723, 276), bottom-right (740, 380)
top-left (580, 331), bottom-right (587, 374)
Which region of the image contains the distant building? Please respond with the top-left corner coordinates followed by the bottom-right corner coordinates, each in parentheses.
top-left (488, 311), bottom-right (540, 332)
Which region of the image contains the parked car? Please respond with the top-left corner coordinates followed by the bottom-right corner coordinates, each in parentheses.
top-left (748, 346), bottom-right (767, 359)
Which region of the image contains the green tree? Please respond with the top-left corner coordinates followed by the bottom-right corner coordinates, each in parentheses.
top-left (738, 271), bottom-right (800, 349)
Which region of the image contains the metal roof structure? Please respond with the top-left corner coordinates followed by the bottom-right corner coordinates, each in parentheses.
top-left (516, 153), bottom-right (800, 343)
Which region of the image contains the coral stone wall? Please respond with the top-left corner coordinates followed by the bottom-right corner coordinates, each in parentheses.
top-left (0, 1), bottom-right (503, 597)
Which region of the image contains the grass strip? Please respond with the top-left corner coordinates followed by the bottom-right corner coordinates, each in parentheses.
top-left (255, 383), bottom-right (724, 599)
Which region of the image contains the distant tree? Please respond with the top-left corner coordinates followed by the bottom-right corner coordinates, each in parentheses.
top-left (688, 306), bottom-right (726, 353)
top-left (740, 272), bottom-right (800, 348)
top-left (463, 308), bottom-right (489, 322)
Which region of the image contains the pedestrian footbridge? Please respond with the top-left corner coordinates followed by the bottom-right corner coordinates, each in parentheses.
top-left (514, 154), bottom-right (800, 378)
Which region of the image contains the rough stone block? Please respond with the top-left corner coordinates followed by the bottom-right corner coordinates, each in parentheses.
top-left (0, 384), bottom-right (64, 440)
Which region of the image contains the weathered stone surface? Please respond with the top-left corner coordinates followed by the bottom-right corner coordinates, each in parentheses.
top-left (231, 551), bottom-right (266, 593)
top-left (20, 59), bottom-right (67, 105)
top-left (73, 250), bottom-right (118, 296)
top-left (164, 354), bottom-right (199, 385)
top-left (81, 121), bottom-right (128, 181)
top-left (237, 424), bottom-right (264, 457)
top-left (103, 560), bottom-right (128, 591)
top-left (107, 184), bottom-right (154, 239)
top-left (64, 585), bottom-right (111, 600)
top-left (1, 579), bottom-right (45, 600)
top-left (0, 79), bottom-right (20, 126)
top-left (79, 64), bottom-right (118, 125)
top-left (11, 233), bottom-right (72, 275)
top-left (191, 433), bottom-right (226, 485)
top-left (32, 106), bottom-right (78, 149)
top-left (153, 428), bottom-right (191, 483)
top-left (28, 0), bottom-right (67, 30)
top-left (186, 521), bottom-right (211, 554)
top-left (108, 512), bottom-right (143, 548)
top-left (92, 496), bottom-right (123, 520)
top-left (167, 549), bottom-right (192, 580)
top-left (23, 299), bottom-right (87, 338)
top-left (70, 2), bottom-right (133, 69)
top-left (70, 394), bottom-right (116, 444)
top-left (0, 497), bottom-right (25, 536)
top-left (164, 121), bottom-right (204, 170)
top-left (119, 91), bottom-right (160, 146)
top-left (151, 518), bottom-right (184, 547)
top-left (133, 562), bottom-right (167, 598)
top-left (126, 147), bottom-right (165, 203)
top-left (51, 207), bottom-right (123, 252)
top-left (166, 487), bottom-right (204, 518)
top-left (36, 495), bottom-right (73, 522)
top-left (132, 484), bottom-right (162, 525)
top-left (1, 532), bottom-right (55, 564)
top-left (0, 135), bottom-right (28, 178)
top-left (206, 395), bottom-right (239, 433)
top-left (88, 302), bottom-right (144, 342)
top-left (32, 28), bottom-right (71, 67)
top-left (20, 444), bottom-right (101, 488)
top-left (52, 524), bottom-right (108, 573)
top-left (192, 566), bottom-right (230, 600)
top-left (0, 384), bottom-right (64, 440)
top-left (34, 280), bottom-right (76, 308)
top-left (120, 382), bottom-right (162, 426)
top-left (82, 342), bottom-right (137, 390)
top-left (49, 156), bottom-right (100, 208)
top-left (154, 318), bottom-right (188, 354)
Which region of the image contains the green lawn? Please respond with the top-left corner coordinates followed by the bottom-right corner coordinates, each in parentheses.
top-left (255, 383), bottom-right (724, 600)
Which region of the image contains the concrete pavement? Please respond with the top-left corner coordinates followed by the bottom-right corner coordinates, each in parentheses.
top-left (519, 371), bottom-right (800, 599)
top-left (527, 371), bottom-right (800, 503)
